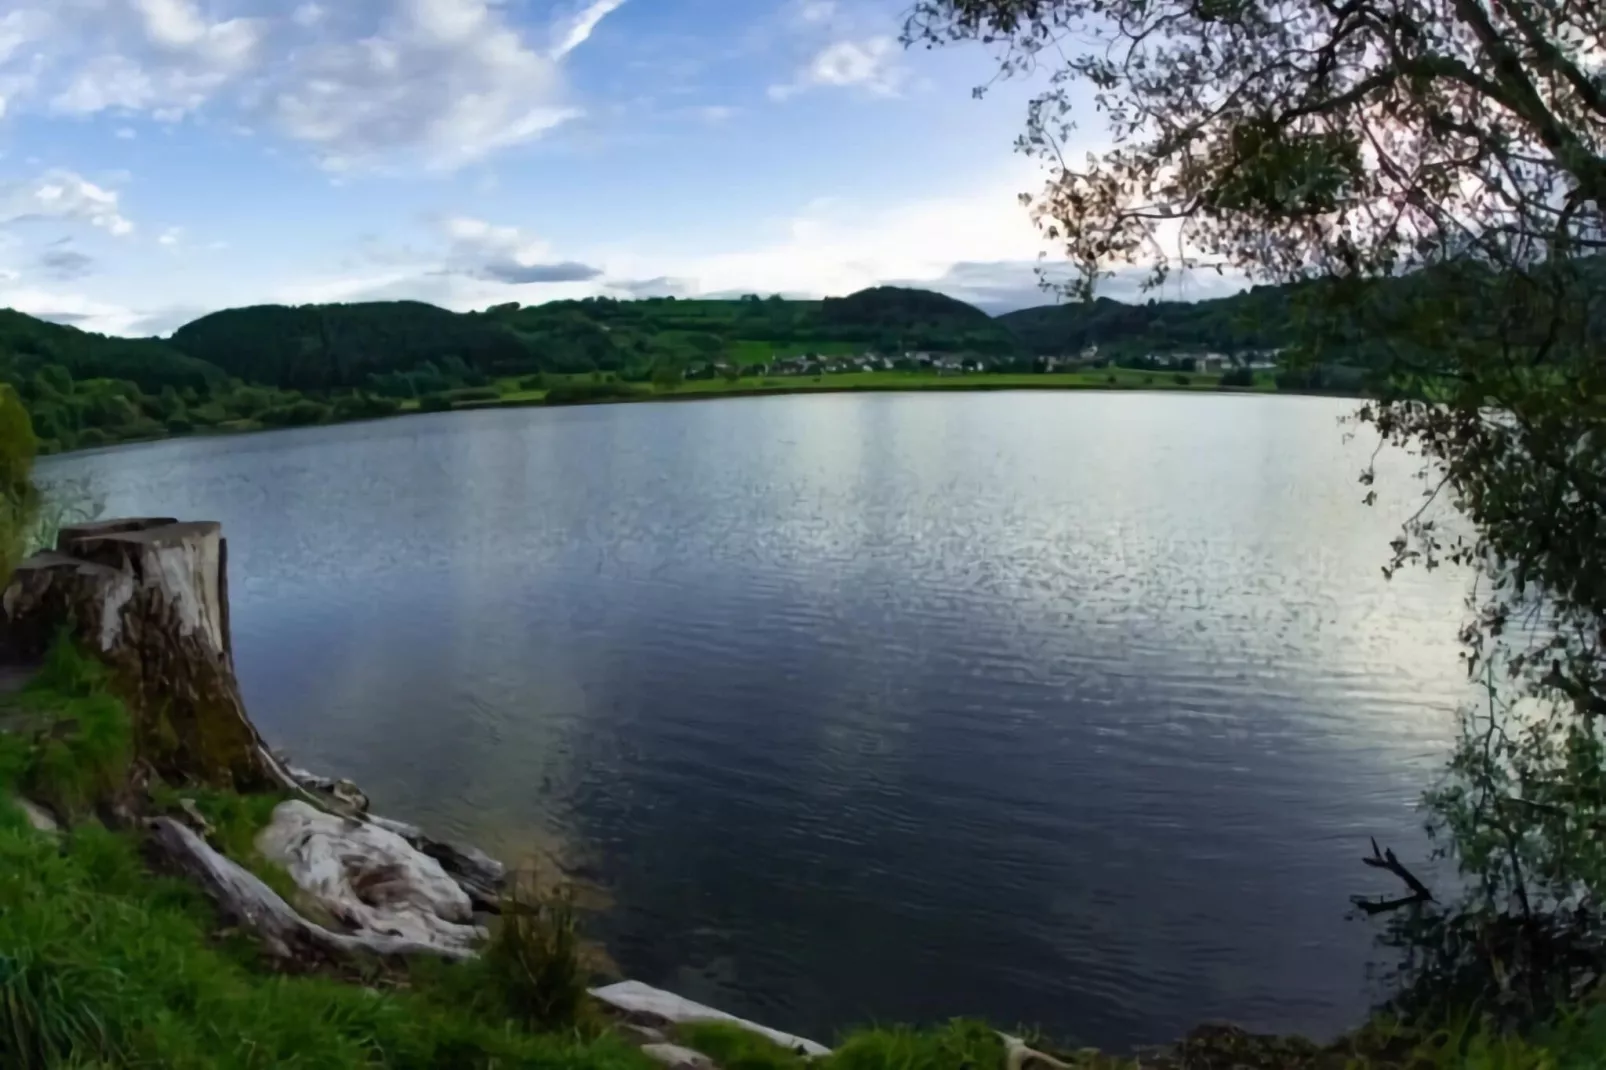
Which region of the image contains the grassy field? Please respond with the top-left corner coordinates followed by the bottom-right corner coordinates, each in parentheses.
top-left (476, 367), bottom-right (1280, 410)
top-left (724, 339), bottom-right (863, 364)
top-left (671, 367), bottom-right (1278, 394)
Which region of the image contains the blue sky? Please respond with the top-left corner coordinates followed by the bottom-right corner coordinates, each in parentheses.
top-left (0, 0), bottom-right (1239, 336)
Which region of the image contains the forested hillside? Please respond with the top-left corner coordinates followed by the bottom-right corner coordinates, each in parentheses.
top-left (0, 276), bottom-right (1432, 454)
top-left (999, 284), bottom-right (1306, 358)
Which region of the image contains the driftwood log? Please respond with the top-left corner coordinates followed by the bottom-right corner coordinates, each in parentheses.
top-left (1, 518), bottom-right (278, 790)
top-left (255, 800), bottom-right (487, 953)
top-left (147, 816), bottom-right (475, 963)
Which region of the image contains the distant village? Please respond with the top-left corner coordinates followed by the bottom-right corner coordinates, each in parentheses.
top-left (681, 344), bottom-right (1285, 381)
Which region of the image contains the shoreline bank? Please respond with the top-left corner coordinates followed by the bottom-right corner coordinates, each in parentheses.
top-left (38, 376), bottom-right (1360, 463)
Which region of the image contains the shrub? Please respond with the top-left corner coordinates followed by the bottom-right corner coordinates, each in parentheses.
top-left (418, 394), bottom-right (454, 413)
top-left (332, 393), bottom-right (402, 421)
top-left (0, 640), bottom-right (132, 821)
top-left (444, 387), bottom-right (501, 403)
top-left (0, 385), bottom-right (38, 583)
top-left (480, 872), bottom-right (589, 1032)
top-left (543, 382), bottom-right (640, 405)
top-left (256, 400), bottom-right (331, 428)
top-left (1172, 373), bottom-right (1192, 386)
top-left (519, 373), bottom-right (548, 391)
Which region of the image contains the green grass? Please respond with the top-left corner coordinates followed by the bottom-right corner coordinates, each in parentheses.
top-left (672, 1020), bottom-right (1007, 1070)
top-left (665, 368), bottom-right (1275, 396)
top-left (725, 340), bottom-right (861, 365)
top-left (0, 638), bottom-right (132, 822)
top-left (145, 782), bottom-right (304, 907)
top-left (0, 811), bottom-right (658, 1069)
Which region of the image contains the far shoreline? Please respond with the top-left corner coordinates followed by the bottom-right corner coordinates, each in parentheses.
top-left (36, 374), bottom-right (1361, 463)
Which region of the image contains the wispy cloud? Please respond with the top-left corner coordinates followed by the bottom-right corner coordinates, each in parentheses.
top-left (36, 246), bottom-right (94, 281)
top-left (551, 0), bottom-right (628, 59)
top-left (770, 37), bottom-right (905, 100)
top-left (440, 216), bottom-right (602, 284)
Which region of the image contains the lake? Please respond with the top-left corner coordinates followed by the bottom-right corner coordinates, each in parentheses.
top-left (38, 391), bottom-right (1471, 1052)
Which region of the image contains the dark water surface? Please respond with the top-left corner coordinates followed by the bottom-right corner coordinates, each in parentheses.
top-left (40, 392), bottom-right (1471, 1051)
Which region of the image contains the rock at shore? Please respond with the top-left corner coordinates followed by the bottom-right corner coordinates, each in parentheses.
top-left (590, 980), bottom-right (831, 1058)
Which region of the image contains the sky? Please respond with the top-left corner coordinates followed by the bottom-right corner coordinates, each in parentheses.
top-left (0, 0), bottom-right (1245, 337)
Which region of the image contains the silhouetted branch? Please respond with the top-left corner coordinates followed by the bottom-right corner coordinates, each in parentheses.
top-left (1352, 837), bottom-right (1436, 915)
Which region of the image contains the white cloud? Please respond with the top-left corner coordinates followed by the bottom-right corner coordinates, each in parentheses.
top-left (796, 0), bottom-right (837, 23)
top-left (267, 0), bottom-right (582, 171)
top-left (41, 0), bottom-right (263, 120)
top-left (551, 0), bottom-right (628, 59)
top-left (0, 170), bottom-right (134, 236)
top-left (157, 225), bottom-right (182, 246)
top-left (282, 171), bottom-right (1057, 314)
top-left (291, 3), bottom-right (326, 29)
top-left (114, 125), bottom-right (136, 139)
top-left (439, 215), bottom-right (602, 282)
top-left (2, 0), bottom-right (619, 173)
top-left (770, 37), bottom-right (904, 100)
top-left (0, 286), bottom-right (149, 334)
top-left (8, 172), bottom-right (1078, 337)
top-left (628, 172), bottom-right (1045, 295)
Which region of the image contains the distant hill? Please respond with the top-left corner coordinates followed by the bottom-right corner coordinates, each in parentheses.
top-left (169, 301), bottom-right (532, 391)
top-left (0, 310), bottom-right (224, 393)
top-left (997, 285), bottom-right (1302, 358)
top-left (817, 286), bottom-right (1020, 354)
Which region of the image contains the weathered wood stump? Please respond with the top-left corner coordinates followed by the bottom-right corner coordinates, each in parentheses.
top-left (0, 517), bottom-right (275, 790)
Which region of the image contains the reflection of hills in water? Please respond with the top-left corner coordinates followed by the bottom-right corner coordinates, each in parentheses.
top-left (45, 391), bottom-right (1476, 1051)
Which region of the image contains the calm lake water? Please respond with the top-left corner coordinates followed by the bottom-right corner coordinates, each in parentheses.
top-left (39, 392), bottom-right (1472, 1051)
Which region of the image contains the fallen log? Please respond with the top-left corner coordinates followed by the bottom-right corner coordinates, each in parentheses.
top-left (147, 816), bottom-right (476, 964)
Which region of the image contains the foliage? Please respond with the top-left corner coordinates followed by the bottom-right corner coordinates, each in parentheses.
top-left (256, 399), bottom-right (332, 428)
top-left (818, 286), bottom-right (1021, 355)
top-left (330, 391), bottom-right (403, 422)
top-left (0, 385), bottom-right (38, 582)
top-left (169, 302), bottom-right (530, 391)
top-left (670, 1021), bottom-right (1011, 1070)
top-left (906, 0), bottom-right (1606, 1037)
top-left (0, 310), bottom-right (223, 395)
top-left (543, 381), bottom-right (644, 405)
top-left (0, 639), bottom-right (132, 822)
top-left (998, 285), bottom-right (1299, 359)
top-left (480, 871), bottom-right (593, 1033)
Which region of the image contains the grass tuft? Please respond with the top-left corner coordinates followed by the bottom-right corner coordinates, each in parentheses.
top-left (674, 1021), bottom-right (808, 1070)
top-left (480, 869), bottom-right (594, 1033)
top-left (0, 638), bottom-right (131, 820)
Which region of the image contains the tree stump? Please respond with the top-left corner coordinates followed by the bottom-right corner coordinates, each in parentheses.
top-left (0, 518), bottom-right (276, 790)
